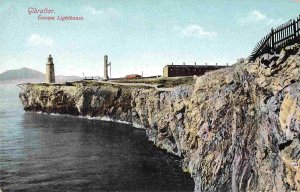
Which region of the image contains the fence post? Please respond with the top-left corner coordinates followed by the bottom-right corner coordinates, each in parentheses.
top-left (271, 28), bottom-right (275, 51)
top-left (293, 19), bottom-right (297, 39)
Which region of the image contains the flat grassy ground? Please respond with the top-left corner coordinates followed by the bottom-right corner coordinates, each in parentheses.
top-left (110, 76), bottom-right (195, 87)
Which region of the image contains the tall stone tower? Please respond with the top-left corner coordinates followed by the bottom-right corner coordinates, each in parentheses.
top-left (46, 54), bottom-right (55, 83)
top-left (103, 55), bottom-right (109, 80)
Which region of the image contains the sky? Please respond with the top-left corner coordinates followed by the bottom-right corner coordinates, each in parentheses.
top-left (0, 0), bottom-right (300, 78)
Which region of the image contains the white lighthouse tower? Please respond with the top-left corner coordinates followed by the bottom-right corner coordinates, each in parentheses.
top-left (103, 55), bottom-right (111, 81)
top-left (46, 54), bottom-right (55, 83)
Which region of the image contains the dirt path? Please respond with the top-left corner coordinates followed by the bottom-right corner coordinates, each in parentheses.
top-left (98, 80), bottom-right (174, 92)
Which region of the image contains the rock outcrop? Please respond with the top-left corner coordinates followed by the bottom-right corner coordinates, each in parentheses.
top-left (19, 43), bottom-right (300, 191)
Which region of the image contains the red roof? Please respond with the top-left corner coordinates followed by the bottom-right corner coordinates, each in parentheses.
top-left (125, 74), bottom-right (142, 79)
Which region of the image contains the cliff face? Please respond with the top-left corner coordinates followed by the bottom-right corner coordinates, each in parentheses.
top-left (19, 44), bottom-right (300, 192)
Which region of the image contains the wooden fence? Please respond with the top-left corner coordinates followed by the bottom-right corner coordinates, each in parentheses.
top-left (250, 14), bottom-right (300, 60)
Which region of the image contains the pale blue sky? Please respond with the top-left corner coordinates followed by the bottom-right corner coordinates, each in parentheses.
top-left (0, 0), bottom-right (299, 77)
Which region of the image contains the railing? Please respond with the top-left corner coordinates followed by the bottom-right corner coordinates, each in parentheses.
top-left (250, 14), bottom-right (300, 60)
top-left (83, 76), bottom-right (101, 80)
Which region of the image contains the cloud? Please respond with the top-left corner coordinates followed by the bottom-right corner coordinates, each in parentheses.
top-left (27, 34), bottom-right (53, 46)
top-left (175, 24), bottom-right (216, 38)
top-left (85, 7), bottom-right (120, 18)
top-left (239, 10), bottom-right (283, 26)
top-left (249, 10), bottom-right (267, 21)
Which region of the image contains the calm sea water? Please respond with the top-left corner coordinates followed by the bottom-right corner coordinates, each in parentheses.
top-left (0, 84), bottom-right (194, 192)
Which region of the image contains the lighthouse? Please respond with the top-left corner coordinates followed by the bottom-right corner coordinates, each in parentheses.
top-left (46, 54), bottom-right (55, 83)
top-left (103, 55), bottom-right (111, 81)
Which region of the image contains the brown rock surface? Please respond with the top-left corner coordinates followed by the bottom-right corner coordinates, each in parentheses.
top-left (19, 43), bottom-right (300, 191)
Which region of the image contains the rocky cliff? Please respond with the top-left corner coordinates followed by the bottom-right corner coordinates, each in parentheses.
top-left (19, 43), bottom-right (300, 192)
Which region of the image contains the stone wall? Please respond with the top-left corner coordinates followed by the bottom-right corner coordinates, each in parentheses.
top-left (163, 65), bottom-right (228, 77)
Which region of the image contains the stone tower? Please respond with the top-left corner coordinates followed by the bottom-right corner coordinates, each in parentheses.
top-left (103, 55), bottom-right (109, 80)
top-left (46, 54), bottom-right (55, 83)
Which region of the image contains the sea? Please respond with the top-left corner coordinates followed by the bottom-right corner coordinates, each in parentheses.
top-left (0, 83), bottom-right (194, 192)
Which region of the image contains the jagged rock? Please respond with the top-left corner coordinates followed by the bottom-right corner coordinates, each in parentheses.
top-left (261, 53), bottom-right (271, 67)
top-left (261, 53), bottom-right (279, 67)
top-left (176, 113), bottom-right (183, 120)
top-left (19, 43), bottom-right (300, 191)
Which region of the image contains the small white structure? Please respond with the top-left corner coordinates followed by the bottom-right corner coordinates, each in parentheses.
top-left (103, 55), bottom-right (111, 81)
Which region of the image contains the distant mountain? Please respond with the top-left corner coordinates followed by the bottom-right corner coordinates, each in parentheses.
top-left (0, 68), bottom-right (44, 83)
top-left (0, 68), bottom-right (81, 84)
